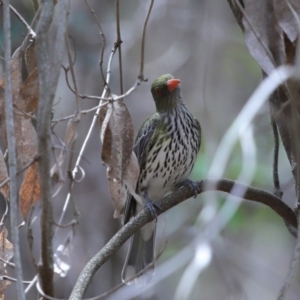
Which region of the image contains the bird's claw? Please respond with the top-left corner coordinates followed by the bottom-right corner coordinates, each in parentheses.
top-left (144, 191), bottom-right (161, 221)
top-left (146, 199), bottom-right (162, 221)
top-left (184, 179), bottom-right (200, 198)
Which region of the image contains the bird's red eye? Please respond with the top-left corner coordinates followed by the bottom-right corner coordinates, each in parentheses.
top-left (156, 90), bottom-right (161, 95)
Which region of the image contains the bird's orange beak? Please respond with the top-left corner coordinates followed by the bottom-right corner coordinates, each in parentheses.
top-left (167, 79), bottom-right (180, 92)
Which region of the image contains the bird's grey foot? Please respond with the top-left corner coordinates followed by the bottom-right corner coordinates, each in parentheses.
top-left (186, 179), bottom-right (200, 197)
top-left (143, 190), bottom-right (161, 221)
top-left (176, 179), bottom-right (200, 198)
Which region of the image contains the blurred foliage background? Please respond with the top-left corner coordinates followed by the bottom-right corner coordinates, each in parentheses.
top-left (0, 0), bottom-right (299, 299)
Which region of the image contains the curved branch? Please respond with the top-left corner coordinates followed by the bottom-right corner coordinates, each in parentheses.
top-left (69, 178), bottom-right (296, 299)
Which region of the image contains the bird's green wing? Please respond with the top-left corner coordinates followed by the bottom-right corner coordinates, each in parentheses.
top-left (134, 113), bottom-right (160, 167)
top-left (123, 113), bottom-right (160, 224)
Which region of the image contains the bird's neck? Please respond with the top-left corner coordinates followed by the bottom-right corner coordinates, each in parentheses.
top-left (156, 90), bottom-right (183, 114)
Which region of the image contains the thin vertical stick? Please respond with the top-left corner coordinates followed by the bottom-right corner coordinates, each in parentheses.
top-left (2, 0), bottom-right (25, 299)
top-left (115, 0), bottom-right (123, 94)
top-left (138, 0), bottom-right (154, 81)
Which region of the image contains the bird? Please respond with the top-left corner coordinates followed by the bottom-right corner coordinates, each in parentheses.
top-left (122, 74), bottom-right (201, 284)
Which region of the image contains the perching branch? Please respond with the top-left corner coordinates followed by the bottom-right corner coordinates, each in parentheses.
top-left (69, 178), bottom-right (296, 299)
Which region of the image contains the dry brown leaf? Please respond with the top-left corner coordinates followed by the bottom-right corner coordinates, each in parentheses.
top-left (25, 41), bottom-right (36, 75)
top-left (273, 0), bottom-right (300, 43)
top-left (99, 99), bottom-right (138, 217)
top-left (18, 68), bottom-right (39, 115)
top-left (19, 162), bottom-right (40, 219)
top-left (113, 152), bottom-right (140, 218)
top-left (110, 180), bottom-right (127, 218)
top-left (0, 228), bottom-right (13, 298)
top-left (0, 150), bottom-right (9, 201)
top-left (51, 118), bottom-right (78, 185)
top-left (14, 117), bottom-right (38, 172)
top-left (4, 46), bottom-right (23, 101)
top-left (0, 37), bottom-right (40, 220)
top-left (243, 0), bottom-right (285, 74)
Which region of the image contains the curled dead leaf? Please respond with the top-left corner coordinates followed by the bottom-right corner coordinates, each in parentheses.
top-left (19, 162), bottom-right (40, 219)
top-left (25, 41), bottom-right (37, 75)
top-left (113, 152), bottom-right (140, 218)
top-left (273, 0), bottom-right (300, 43)
top-left (99, 99), bottom-right (139, 217)
top-left (18, 68), bottom-right (39, 115)
top-left (243, 0), bottom-right (285, 74)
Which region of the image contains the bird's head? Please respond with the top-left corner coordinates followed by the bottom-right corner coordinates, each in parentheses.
top-left (151, 74), bottom-right (182, 113)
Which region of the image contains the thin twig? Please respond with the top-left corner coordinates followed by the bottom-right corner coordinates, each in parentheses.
top-left (9, 4), bottom-right (36, 37)
top-left (24, 275), bottom-right (37, 294)
top-left (55, 44), bottom-right (116, 239)
top-left (0, 257), bottom-right (15, 268)
top-left (115, 0), bottom-right (123, 94)
top-left (65, 34), bottom-right (81, 120)
top-left (271, 115), bottom-right (282, 198)
top-left (36, 280), bottom-right (66, 300)
top-left (63, 64), bottom-right (141, 101)
top-left (3, 1), bottom-right (26, 299)
top-left (227, 0), bottom-right (244, 31)
top-left (278, 210), bottom-right (300, 300)
top-left (84, 0), bottom-right (106, 84)
top-left (138, 0), bottom-right (154, 81)
top-left (51, 101), bottom-right (108, 124)
top-left (0, 275), bottom-right (31, 284)
top-left (13, 104), bottom-right (36, 120)
top-left (92, 246), bottom-right (165, 300)
top-left (0, 155), bottom-right (39, 189)
top-left (53, 219), bottom-right (78, 228)
top-left (0, 197), bottom-right (9, 233)
top-left (31, 0), bottom-right (39, 14)
top-left (69, 179), bottom-right (297, 299)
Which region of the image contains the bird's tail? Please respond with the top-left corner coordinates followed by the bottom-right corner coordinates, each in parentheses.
top-left (121, 222), bottom-right (156, 285)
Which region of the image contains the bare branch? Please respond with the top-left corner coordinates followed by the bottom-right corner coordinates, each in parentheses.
top-left (84, 0), bottom-right (106, 84)
top-left (271, 115), bottom-right (282, 198)
top-left (35, 0), bottom-right (68, 296)
top-left (62, 62), bottom-right (145, 102)
top-left (69, 179), bottom-right (296, 299)
top-left (227, 0), bottom-right (244, 31)
top-left (65, 34), bottom-right (81, 120)
top-left (51, 101), bottom-right (108, 124)
top-left (9, 4), bottom-right (36, 37)
top-left (115, 0), bottom-right (123, 94)
top-left (138, 0), bottom-right (154, 81)
top-left (0, 155), bottom-right (39, 190)
top-left (2, 1), bottom-right (26, 299)
top-left (31, 0), bottom-right (39, 14)
top-left (55, 43), bottom-right (116, 238)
